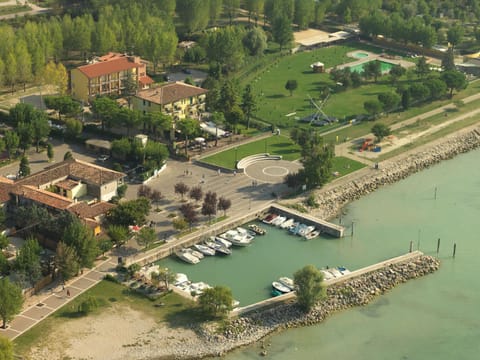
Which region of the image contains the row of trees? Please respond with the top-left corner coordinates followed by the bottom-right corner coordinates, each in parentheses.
top-left (173, 182), bottom-right (232, 230)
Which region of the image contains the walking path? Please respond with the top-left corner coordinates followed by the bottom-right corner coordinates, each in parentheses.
top-left (0, 257), bottom-right (118, 340)
top-left (0, 0), bottom-right (50, 20)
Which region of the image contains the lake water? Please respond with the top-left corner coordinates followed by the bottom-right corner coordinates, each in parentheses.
top-left (224, 148), bottom-right (480, 359)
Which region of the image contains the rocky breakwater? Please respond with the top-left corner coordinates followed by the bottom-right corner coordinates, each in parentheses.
top-left (189, 255), bottom-right (439, 358)
top-left (317, 128), bottom-right (480, 219)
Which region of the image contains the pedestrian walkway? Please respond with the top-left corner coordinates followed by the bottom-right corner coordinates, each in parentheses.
top-left (0, 257), bottom-right (117, 340)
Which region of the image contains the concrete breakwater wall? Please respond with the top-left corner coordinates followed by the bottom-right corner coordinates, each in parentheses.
top-left (317, 128), bottom-right (480, 220)
top-left (268, 204), bottom-right (345, 237)
top-left (191, 254), bottom-right (439, 358)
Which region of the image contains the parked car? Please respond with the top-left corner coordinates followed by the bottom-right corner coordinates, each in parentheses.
top-left (96, 154), bottom-right (110, 162)
top-left (182, 68), bottom-right (192, 74)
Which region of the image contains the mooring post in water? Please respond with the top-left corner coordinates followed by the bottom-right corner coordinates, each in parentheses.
top-left (351, 221), bottom-right (354, 237)
top-left (409, 241), bottom-right (413, 253)
top-left (434, 186), bottom-right (437, 200)
top-left (437, 238), bottom-right (441, 254)
top-left (453, 243), bottom-right (457, 258)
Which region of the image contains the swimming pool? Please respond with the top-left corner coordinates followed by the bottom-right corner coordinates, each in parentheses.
top-left (352, 52), bottom-right (369, 59)
top-left (348, 60), bottom-right (394, 74)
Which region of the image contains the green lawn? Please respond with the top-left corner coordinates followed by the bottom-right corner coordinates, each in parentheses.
top-left (332, 156), bottom-right (366, 177)
top-left (243, 41), bottom-right (413, 127)
top-left (201, 134), bottom-right (301, 169)
top-left (14, 280), bottom-right (197, 356)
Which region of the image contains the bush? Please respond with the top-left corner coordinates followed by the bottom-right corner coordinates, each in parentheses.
top-left (78, 296), bottom-right (98, 315)
top-left (104, 274), bottom-right (119, 283)
top-left (305, 194), bottom-right (319, 208)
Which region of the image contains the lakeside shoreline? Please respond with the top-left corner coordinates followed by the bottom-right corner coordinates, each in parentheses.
top-left (157, 125), bottom-right (480, 359)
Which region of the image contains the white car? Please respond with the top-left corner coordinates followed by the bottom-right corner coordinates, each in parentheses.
top-left (96, 154), bottom-right (110, 162)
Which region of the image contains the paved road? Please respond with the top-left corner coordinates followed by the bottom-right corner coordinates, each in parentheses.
top-left (0, 256), bottom-right (118, 340)
top-left (0, 0), bottom-right (50, 20)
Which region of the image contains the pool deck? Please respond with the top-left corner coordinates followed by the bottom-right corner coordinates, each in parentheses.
top-left (329, 51), bottom-right (415, 72)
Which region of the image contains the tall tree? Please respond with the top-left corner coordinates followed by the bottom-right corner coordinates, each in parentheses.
top-left (107, 225), bottom-right (130, 248)
top-left (15, 237), bottom-right (42, 287)
top-left (294, 265), bottom-right (325, 312)
top-left (272, 15), bottom-right (294, 51)
top-left (63, 219), bottom-right (99, 268)
top-left (18, 156), bottom-right (31, 178)
top-left (176, 0), bottom-right (210, 34)
top-left (245, 0), bottom-right (265, 25)
top-left (55, 242), bottom-right (80, 281)
top-left (242, 26), bottom-right (268, 56)
top-left (174, 182), bottom-right (190, 201)
top-left (176, 117), bottom-right (200, 156)
top-left (241, 84), bottom-right (258, 129)
top-left (136, 227), bottom-right (157, 249)
top-left (201, 191), bottom-right (217, 221)
top-left (31, 112), bottom-right (50, 152)
top-left (4, 52), bottom-right (17, 93)
top-left (91, 96), bottom-right (119, 131)
top-left (189, 186), bottom-right (203, 203)
top-left (47, 143), bottom-right (54, 162)
top-left (371, 123), bottom-right (391, 142)
top-left (178, 202), bottom-right (198, 228)
top-left (224, 0), bottom-right (240, 25)
top-left (3, 131), bottom-right (19, 159)
top-left (198, 286), bottom-right (233, 318)
top-left (294, 0), bottom-right (315, 29)
top-left (285, 79), bottom-right (298, 96)
top-left (447, 25), bottom-right (464, 48)
top-left (0, 278), bottom-right (24, 329)
top-left (106, 198), bottom-right (151, 227)
top-left (15, 40), bottom-right (33, 92)
top-left (441, 70), bottom-right (467, 97)
top-left (217, 197), bottom-right (232, 216)
top-left (441, 47), bottom-right (455, 71)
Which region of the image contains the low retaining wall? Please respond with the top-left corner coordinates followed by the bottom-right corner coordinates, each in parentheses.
top-left (236, 153), bottom-right (282, 171)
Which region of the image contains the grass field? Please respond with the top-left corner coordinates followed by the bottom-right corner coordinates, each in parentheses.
top-left (201, 135), bottom-right (301, 169)
top-left (332, 156), bottom-right (366, 176)
top-left (244, 41), bottom-right (412, 127)
top-left (14, 281), bottom-right (197, 355)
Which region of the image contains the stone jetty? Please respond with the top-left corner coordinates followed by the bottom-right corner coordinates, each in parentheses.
top-left (316, 128), bottom-right (480, 220)
top-left (169, 255), bottom-right (440, 359)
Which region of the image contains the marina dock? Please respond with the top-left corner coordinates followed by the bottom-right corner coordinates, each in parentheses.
top-left (230, 251), bottom-right (424, 317)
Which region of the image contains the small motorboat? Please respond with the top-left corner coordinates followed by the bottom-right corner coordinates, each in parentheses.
top-left (271, 288), bottom-right (283, 297)
top-left (193, 243), bottom-right (216, 256)
top-left (304, 229), bottom-right (320, 240)
top-left (298, 225), bottom-right (315, 237)
top-left (215, 236), bottom-right (232, 248)
top-left (174, 273), bottom-right (189, 286)
top-left (278, 277), bottom-right (295, 291)
top-left (337, 266), bottom-right (351, 275)
top-left (289, 222), bottom-right (301, 234)
top-left (327, 268), bottom-right (343, 278)
top-left (248, 224), bottom-right (266, 235)
top-left (205, 239), bottom-right (232, 255)
top-left (175, 249), bottom-right (200, 264)
top-left (280, 218), bottom-right (295, 229)
top-left (272, 216), bottom-right (287, 226)
top-left (272, 281), bottom-right (292, 294)
top-left (262, 213), bottom-right (278, 224)
top-left (188, 248), bottom-right (204, 259)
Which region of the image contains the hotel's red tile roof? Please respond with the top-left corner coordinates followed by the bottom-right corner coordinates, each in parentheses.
top-left (136, 82), bottom-right (207, 105)
top-left (139, 76), bottom-right (154, 85)
top-left (77, 57), bottom-right (140, 79)
top-left (0, 177), bottom-right (14, 203)
top-left (56, 179), bottom-right (80, 191)
top-left (67, 201), bottom-right (115, 219)
top-left (11, 185), bottom-right (73, 210)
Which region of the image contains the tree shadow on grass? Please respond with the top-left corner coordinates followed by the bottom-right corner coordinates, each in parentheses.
top-left (266, 94), bottom-right (286, 99)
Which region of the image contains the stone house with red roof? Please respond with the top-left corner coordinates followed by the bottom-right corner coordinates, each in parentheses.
top-left (70, 52), bottom-right (153, 103)
top-left (0, 158), bottom-right (125, 236)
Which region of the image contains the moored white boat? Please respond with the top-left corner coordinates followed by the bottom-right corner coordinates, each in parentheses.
top-left (220, 229), bottom-right (253, 246)
top-left (174, 273), bottom-right (189, 286)
top-left (298, 225), bottom-right (315, 237)
top-left (262, 213), bottom-right (278, 224)
top-left (289, 223), bottom-right (301, 234)
top-left (304, 229), bottom-right (320, 240)
top-left (204, 239), bottom-right (232, 255)
top-left (272, 281), bottom-right (292, 293)
top-left (280, 218), bottom-right (295, 229)
top-left (327, 268), bottom-right (343, 278)
top-left (278, 277), bottom-right (295, 290)
top-left (193, 243), bottom-right (216, 256)
top-left (175, 249), bottom-right (200, 264)
top-left (215, 236), bottom-right (232, 248)
top-left (272, 216), bottom-right (287, 226)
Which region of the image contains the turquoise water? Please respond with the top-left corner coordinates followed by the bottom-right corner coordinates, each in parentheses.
top-left (349, 60), bottom-right (394, 73)
top-left (352, 52), bottom-right (369, 59)
top-left (225, 149), bottom-right (480, 359)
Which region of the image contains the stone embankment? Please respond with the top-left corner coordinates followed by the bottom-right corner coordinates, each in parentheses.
top-left (317, 129), bottom-right (480, 220)
top-left (170, 255), bottom-right (439, 359)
